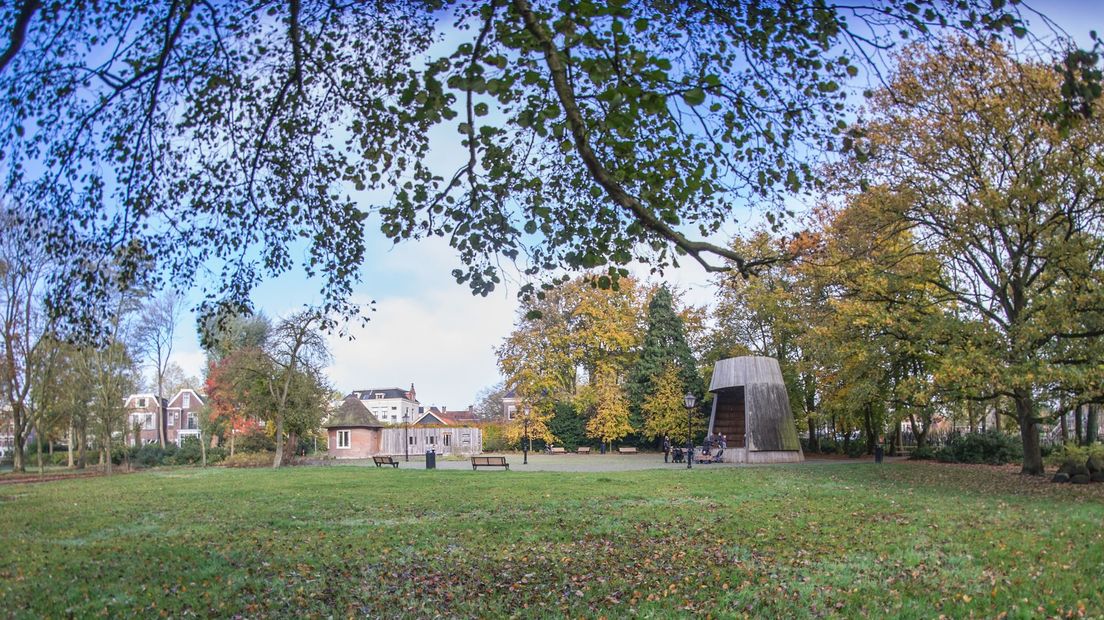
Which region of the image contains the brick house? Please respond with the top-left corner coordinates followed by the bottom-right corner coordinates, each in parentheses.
top-left (166, 389), bottom-right (205, 445)
top-left (415, 406), bottom-right (480, 426)
top-left (324, 396), bottom-right (384, 458)
top-left (125, 388), bottom-right (206, 446)
top-left (125, 394), bottom-right (166, 446)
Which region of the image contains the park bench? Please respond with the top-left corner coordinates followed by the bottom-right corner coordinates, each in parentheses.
top-left (576, 447), bottom-right (591, 454)
top-left (373, 455), bottom-right (399, 468)
top-left (471, 455), bottom-right (510, 470)
top-left (550, 447), bottom-right (567, 454)
top-left (617, 447), bottom-right (638, 454)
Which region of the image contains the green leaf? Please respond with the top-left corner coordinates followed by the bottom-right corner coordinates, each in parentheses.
top-left (682, 88), bottom-right (706, 106)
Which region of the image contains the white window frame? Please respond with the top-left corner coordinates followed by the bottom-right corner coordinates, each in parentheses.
top-left (167, 411), bottom-right (174, 427)
top-left (375, 393), bottom-right (384, 399)
top-left (336, 430), bottom-right (351, 449)
top-left (182, 393), bottom-right (191, 408)
top-left (137, 397), bottom-right (147, 408)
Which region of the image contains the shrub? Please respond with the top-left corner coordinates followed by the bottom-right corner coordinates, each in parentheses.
top-left (480, 423), bottom-right (511, 452)
top-left (131, 443), bottom-right (178, 467)
top-left (845, 439), bottom-right (868, 459)
top-left (909, 445), bottom-right (939, 461)
top-left (222, 452), bottom-right (274, 468)
top-left (1045, 442), bottom-right (1104, 468)
top-left (236, 429), bottom-right (276, 453)
top-left (936, 431), bottom-right (1022, 465)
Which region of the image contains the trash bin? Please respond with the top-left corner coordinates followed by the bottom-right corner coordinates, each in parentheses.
top-left (425, 449), bottom-right (436, 469)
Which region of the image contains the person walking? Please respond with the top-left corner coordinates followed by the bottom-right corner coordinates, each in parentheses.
top-left (662, 435), bottom-right (671, 463)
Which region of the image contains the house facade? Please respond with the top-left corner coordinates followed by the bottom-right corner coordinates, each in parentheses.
top-left (349, 384), bottom-right (420, 425)
top-left (415, 406), bottom-right (480, 427)
top-left (325, 396), bottom-right (482, 459)
top-left (125, 388), bottom-right (205, 446)
top-left (166, 388), bottom-right (205, 445)
top-left (501, 389), bottom-right (519, 421)
top-left (125, 394), bottom-right (166, 446)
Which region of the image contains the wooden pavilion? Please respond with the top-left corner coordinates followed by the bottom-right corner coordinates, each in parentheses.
top-left (707, 356), bottom-right (804, 464)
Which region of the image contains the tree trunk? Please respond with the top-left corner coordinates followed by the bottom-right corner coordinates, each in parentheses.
top-left (199, 426), bottom-right (207, 467)
top-left (33, 418), bottom-right (43, 476)
top-left (11, 405), bottom-right (26, 473)
top-left (1087, 404), bottom-right (1099, 445)
top-left (102, 425), bottom-right (113, 475)
top-left (76, 423), bottom-right (86, 469)
top-left (1075, 405), bottom-right (1084, 445)
top-left (993, 407), bottom-right (1001, 432)
top-left (806, 416), bottom-right (819, 452)
top-left (273, 413), bottom-right (285, 468)
top-left (862, 407), bottom-right (876, 455)
top-left (230, 429), bottom-right (236, 457)
top-left (1059, 410), bottom-right (1068, 443)
top-left (158, 385), bottom-right (167, 448)
top-left (1015, 391), bottom-right (1043, 475)
top-left (67, 422), bottom-right (75, 468)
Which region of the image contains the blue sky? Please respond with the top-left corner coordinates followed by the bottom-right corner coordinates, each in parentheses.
top-left (166, 1), bottom-right (1102, 409)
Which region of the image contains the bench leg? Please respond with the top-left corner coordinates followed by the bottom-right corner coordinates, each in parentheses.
top-left (391, 463), bottom-right (398, 468)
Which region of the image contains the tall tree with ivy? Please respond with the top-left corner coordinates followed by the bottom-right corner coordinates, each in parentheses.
top-left (627, 286), bottom-right (703, 431)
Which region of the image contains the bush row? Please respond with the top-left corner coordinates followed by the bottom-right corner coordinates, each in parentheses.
top-left (906, 430), bottom-right (1023, 465)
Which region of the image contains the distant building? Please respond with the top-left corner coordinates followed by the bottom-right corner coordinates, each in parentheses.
top-left (415, 406), bottom-right (480, 426)
top-left (0, 406), bottom-right (14, 458)
top-left (324, 395), bottom-right (482, 459)
top-left (348, 384), bottom-right (419, 425)
top-left (125, 388), bottom-right (206, 446)
top-left (125, 394), bottom-right (166, 446)
top-left (501, 389), bottom-right (519, 421)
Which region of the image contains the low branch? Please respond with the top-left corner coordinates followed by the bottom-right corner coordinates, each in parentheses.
top-left (0, 0), bottom-right (40, 74)
top-left (512, 0), bottom-right (774, 277)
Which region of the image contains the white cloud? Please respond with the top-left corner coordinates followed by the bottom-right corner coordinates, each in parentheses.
top-left (325, 287), bottom-right (515, 409)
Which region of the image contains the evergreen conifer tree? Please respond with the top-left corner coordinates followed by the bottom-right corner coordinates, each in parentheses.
top-left (627, 287), bottom-right (704, 430)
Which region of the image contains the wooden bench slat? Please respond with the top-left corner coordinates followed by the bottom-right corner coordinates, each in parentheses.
top-left (576, 447), bottom-right (591, 454)
top-left (617, 447), bottom-right (638, 454)
top-left (471, 456), bottom-right (509, 470)
top-left (373, 455), bottom-right (399, 468)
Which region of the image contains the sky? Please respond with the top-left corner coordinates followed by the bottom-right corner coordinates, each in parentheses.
top-left (165, 1), bottom-right (1102, 409)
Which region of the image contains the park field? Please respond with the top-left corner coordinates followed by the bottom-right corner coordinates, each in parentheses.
top-left (0, 462), bottom-right (1101, 618)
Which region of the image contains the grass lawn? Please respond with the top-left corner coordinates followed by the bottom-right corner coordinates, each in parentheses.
top-left (1, 463), bottom-right (1101, 618)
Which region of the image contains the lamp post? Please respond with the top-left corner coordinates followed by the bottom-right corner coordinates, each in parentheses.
top-left (522, 406), bottom-right (530, 465)
top-left (684, 392), bottom-right (696, 470)
top-left (403, 412), bottom-right (410, 462)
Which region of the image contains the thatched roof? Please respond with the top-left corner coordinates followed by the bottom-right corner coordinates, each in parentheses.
top-left (324, 396), bottom-right (384, 429)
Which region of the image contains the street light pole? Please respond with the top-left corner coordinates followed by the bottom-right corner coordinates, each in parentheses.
top-left (403, 412), bottom-right (409, 462)
top-left (684, 392), bottom-right (696, 470)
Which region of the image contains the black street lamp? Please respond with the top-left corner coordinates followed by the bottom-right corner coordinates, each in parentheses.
top-left (684, 392), bottom-right (696, 470)
top-left (403, 412), bottom-right (410, 462)
top-left (522, 406), bottom-right (531, 465)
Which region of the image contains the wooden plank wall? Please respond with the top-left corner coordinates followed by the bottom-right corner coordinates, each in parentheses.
top-left (709, 356), bottom-right (801, 452)
top-left (378, 427), bottom-right (483, 456)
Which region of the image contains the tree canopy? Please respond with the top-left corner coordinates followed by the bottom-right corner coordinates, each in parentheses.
top-left (2, 1), bottom-right (1094, 333)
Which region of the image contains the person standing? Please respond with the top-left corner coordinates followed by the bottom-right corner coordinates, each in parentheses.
top-left (662, 435), bottom-right (671, 463)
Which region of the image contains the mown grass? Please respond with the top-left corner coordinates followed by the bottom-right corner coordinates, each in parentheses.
top-left (0, 463), bottom-right (1101, 618)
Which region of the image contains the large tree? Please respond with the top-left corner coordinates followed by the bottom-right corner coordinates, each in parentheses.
top-left (0, 204), bottom-right (52, 473)
top-left (1, 1), bottom-right (1089, 333)
top-left (206, 311), bottom-right (330, 467)
top-left (851, 40), bottom-right (1104, 474)
top-left (627, 286), bottom-right (703, 427)
top-left (132, 291), bottom-right (183, 447)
